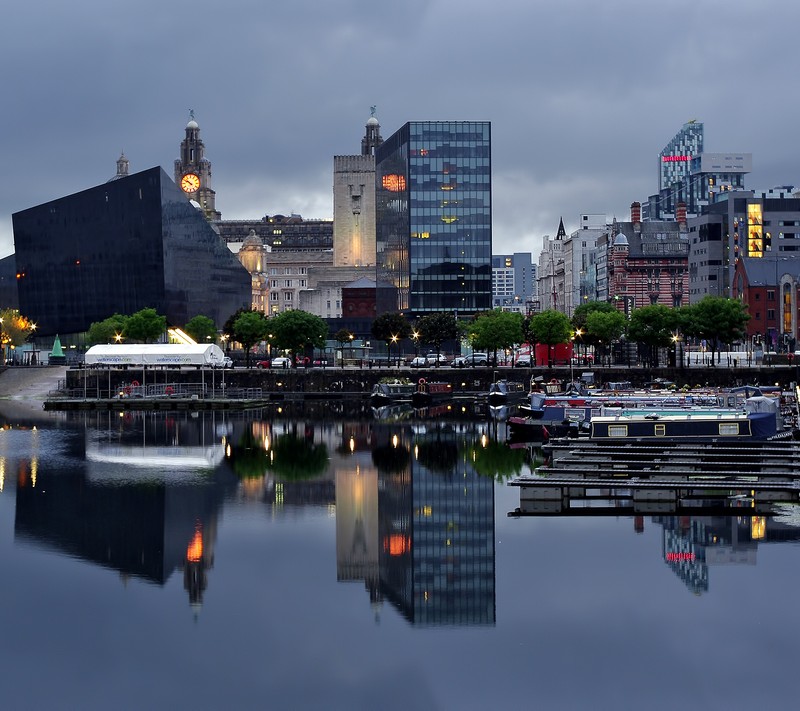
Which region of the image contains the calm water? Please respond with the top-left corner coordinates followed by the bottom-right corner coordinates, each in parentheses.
top-left (1, 402), bottom-right (800, 711)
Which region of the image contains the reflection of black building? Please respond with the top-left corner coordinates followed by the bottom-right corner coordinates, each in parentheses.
top-left (377, 425), bottom-right (496, 626)
top-left (12, 167), bottom-right (250, 337)
top-left (14, 414), bottom-right (239, 607)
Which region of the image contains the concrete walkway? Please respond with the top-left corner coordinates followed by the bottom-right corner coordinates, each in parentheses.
top-left (0, 365), bottom-right (69, 421)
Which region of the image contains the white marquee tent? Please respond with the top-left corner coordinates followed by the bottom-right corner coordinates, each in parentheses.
top-left (84, 343), bottom-right (226, 367)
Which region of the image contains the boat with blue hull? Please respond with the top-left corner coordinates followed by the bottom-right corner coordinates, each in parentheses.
top-left (508, 383), bottom-right (785, 443)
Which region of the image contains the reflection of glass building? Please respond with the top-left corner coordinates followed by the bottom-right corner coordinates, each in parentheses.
top-left (12, 167), bottom-right (251, 338)
top-left (377, 427), bottom-right (496, 626)
top-left (375, 121), bottom-right (492, 316)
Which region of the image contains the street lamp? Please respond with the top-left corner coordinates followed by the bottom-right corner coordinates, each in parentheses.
top-left (391, 334), bottom-right (398, 367)
top-left (411, 330), bottom-right (420, 359)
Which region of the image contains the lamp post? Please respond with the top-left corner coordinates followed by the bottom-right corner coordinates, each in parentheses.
top-left (391, 334), bottom-right (398, 368)
top-left (348, 332), bottom-right (354, 367)
top-left (0, 316), bottom-right (4, 367)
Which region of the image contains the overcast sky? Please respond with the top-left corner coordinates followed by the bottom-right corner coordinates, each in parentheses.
top-left (3, 0), bottom-right (799, 262)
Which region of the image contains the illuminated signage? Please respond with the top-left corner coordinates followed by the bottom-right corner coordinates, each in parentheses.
top-left (382, 174), bottom-right (406, 192)
top-left (661, 155), bottom-right (691, 162)
top-left (665, 552), bottom-right (696, 562)
top-left (748, 204), bottom-right (764, 257)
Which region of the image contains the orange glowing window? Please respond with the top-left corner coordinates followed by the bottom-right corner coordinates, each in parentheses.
top-left (186, 527), bottom-right (203, 562)
top-left (382, 174), bottom-right (406, 192)
top-left (383, 534), bottom-right (411, 556)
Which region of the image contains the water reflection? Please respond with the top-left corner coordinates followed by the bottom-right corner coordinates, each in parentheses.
top-left (4, 410), bottom-right (497, 626)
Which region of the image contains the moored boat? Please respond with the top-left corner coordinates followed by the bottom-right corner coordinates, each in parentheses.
top-left (487, 379), bottom-right (528, 407)
top-left (412, 378), bottom-right (453, 408)
top-left (370, 380), bottom-right (415, 405)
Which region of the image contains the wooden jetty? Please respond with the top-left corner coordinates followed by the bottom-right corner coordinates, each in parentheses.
top-left (508, 438), bottom-right (800, 516)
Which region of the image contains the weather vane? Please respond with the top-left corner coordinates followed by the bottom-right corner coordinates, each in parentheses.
top-left (370, 105), bottom-right (376, 117)
top-left (189, 109), bottom-right (195, 121)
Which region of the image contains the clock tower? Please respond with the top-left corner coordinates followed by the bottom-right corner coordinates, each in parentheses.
top-left (174, 111), bottom-right (221, 221)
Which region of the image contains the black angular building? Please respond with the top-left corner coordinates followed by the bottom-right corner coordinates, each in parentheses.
top-left (12, 167), bottom-right (250, 337)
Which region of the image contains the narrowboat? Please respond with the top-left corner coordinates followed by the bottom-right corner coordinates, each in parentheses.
top-left (487, 379), bottom-right (528, 407)
top-left (370, 380), bottom-right (415, 405)
top-left (412, 378), bottom-right (454, 408)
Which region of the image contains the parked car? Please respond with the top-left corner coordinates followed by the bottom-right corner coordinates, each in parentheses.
top-left (271, 356), bottom-right (292, 368)
top-left (256, 360), bottom-right (271, 369)
top-left (451, 353), bottom-right (489, 367)
top-left (410, 356), bottom-right (427, 367)
top-left (514, 354), bottom-right (532, 367)
top-left (424, 353), bottom-right (449, 366)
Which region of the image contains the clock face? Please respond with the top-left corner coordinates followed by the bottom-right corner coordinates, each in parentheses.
top-left (180, 173), bottom-right (200, 193)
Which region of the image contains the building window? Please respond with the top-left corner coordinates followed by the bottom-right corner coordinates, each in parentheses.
top-left (284, 292), bottom-right (293, 301)
top-left (269, 268), bottom-right (278, 276)
top-left (271, 280), bottom-right (278, 288)
top-left (285, 280), bottom-right (292, 288)
top-left (270, 292), bottom-right (279, 301)
top-left (767, 290), bottom-right (775, 301)
top-left (284, 267), bottom-right (292, 275)
top-left (299, 280), bottom-right (307, 287)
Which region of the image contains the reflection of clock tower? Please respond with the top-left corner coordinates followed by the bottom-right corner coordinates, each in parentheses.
top-left (174, 110), bottom-right (221, 221)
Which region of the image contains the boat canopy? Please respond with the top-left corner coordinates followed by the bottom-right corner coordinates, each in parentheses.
top-left (84, 343), bottom-right (226, 367)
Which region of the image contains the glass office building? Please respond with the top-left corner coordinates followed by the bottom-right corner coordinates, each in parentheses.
top-left (375, 121), bottom-right (492, 316)
top-left (13, 167), bottom-right (251, 337)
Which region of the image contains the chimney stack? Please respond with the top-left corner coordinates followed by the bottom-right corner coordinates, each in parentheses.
top-left (630, 201), bottom-right (641, 232)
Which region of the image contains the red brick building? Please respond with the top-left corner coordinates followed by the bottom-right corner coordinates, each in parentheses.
top-left (733, 256), bottom-right (800, 351)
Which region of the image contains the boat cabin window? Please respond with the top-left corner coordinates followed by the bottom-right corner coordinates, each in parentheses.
top-left (719, 423), bottom-right (740, 436)
top-left (654, 424), bottom-right (666, 436)
top-left (608, 425), bottom-right (628, 437)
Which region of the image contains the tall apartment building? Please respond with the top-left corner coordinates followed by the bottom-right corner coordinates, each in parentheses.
top-left (492, 253), bottom-right (535, 312)
top-left (563, 214), bottom-right (607, 311)
top-left (687, 186), bottom-right (800, 302)
top-left (375, 121), bottom-right (492, 316)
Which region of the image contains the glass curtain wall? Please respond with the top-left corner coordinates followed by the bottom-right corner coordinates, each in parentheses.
top-left (376, 121), bottom-right (492, 316)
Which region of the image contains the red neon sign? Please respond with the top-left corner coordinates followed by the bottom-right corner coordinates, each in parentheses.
top-left (661, 155), bottom-right (690, 162)
top-left (665, 552), bottom-right (695, 562)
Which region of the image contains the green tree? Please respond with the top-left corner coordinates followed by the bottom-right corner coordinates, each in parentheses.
top-left (222, 307), bottom-right (251, 340)
top-left (233, 310), bottom-right (269, 367)
top-left (123, 308), bottom-right (167, 343)
top-left (585, 310), bottom-right (627, 366)
top-left (528, 310), bottom-right (572, 366)
top-left (371, 312), bottom-right (411, 365)
top-left (683, 296), bottom-right (750, 365)
top-left (469, 310), bottom-right (523, 364)
top-left (627, 304), bottom-right (678, 367)
top-left (86, 313), bottom-right (128, 345)
top-left (571, 301), bottom-right (617, 350)
top-left (333, 328), bottom-right (352, 367)
top-left (184, 315), bottom-right (217, 344)
top-left (416, 312), bottom-right (459, 364)
top-left (269, 310), bottom-right (328, 364)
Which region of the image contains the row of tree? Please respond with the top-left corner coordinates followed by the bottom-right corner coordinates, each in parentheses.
top-left (371, 296), bottom-right (750, 367)
top-left (85, 295), bottom-right (749, 369)
top-left (88, 307), bottom-right (328, 368)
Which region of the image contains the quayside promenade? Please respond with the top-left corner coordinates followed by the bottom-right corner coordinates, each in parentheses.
top-left (2, 363), bottom-right (799, 412)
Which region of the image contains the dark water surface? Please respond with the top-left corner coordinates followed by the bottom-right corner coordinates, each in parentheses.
top-left (1, 405), bottom-right (799, 711)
